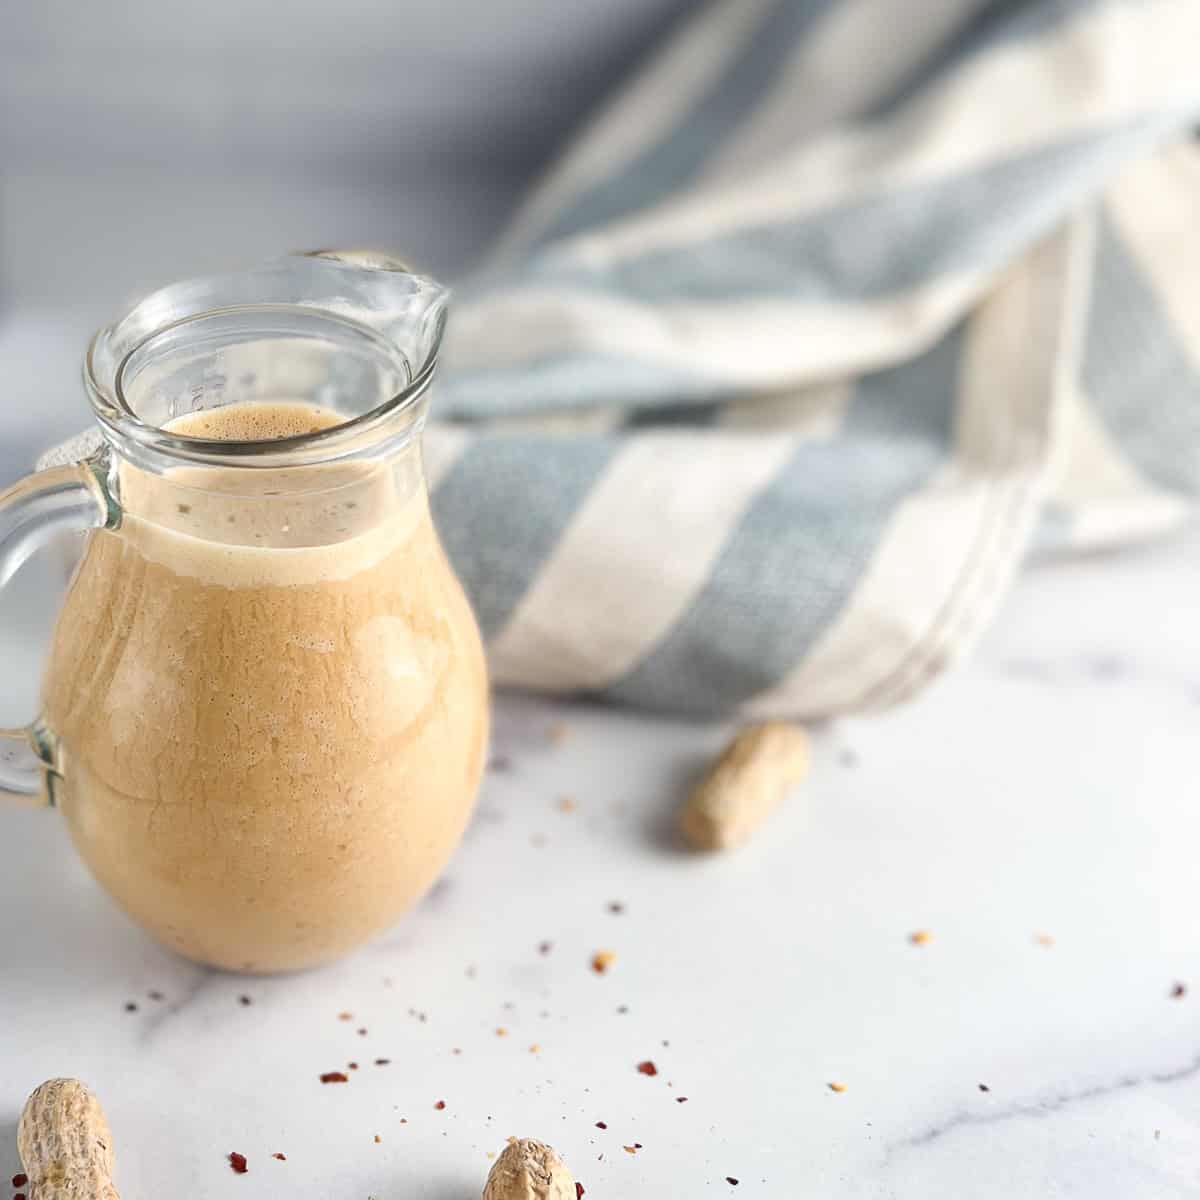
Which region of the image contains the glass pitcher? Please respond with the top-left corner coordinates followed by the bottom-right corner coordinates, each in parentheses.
top-left (0, 252), bottom-right (489, 972)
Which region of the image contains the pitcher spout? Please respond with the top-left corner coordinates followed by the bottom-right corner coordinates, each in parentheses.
top-left (300, 250), bottom-right (450, 389)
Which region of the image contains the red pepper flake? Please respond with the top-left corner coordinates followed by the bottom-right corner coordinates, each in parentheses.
top-left (373, 1135), bottom-right (382, 1144)
top-left (637, 1060), bottom-right (658, 1077)
top-left (978, 1083), bottom-right (991, 1092)
top-left (348, 1062), bottom-right (359, 1070)
top-left (14, 1193), bottom-right (26, 1200)
top-left (13, 1174), bottom-right (28, 1188)
top-left (616, 1005), bottom-right (629, 1014)
top-left (726, 1177), bottom-right (739, 1187)
top-left (595, 1121), bottom-right (607, 1130)
top-left (124, 1001), bottom-right (138, 1012)
top-left (320, 1071), bottom-right (349, 1084)
top-left (434, 1100), bottom-right (446, 1111)
top-left (400, 1118), bottom-right (408, 1124)
top-left (607, 901), bottom-right (625, 914)
top-left (576, 1184), bottom-right (585, 1199)
top-left (338, 1011), bottom-right (353, 1021)
top-left (228, 1151), bottom-right (248, 1174)
top-left (272, 1153), bottom-right (286, 1161)
top-left (452, 1048), bottom-right (462, 1056)
top-left (1171, 982), bottom-right (1187, 999)
top-left (676, 1097), bottom-right (689, 1103)
top-left (591, 951), bottom-right (616, 974)
top-left (909, 930), bottom-right (933, 946)
top-left (358, 1027), bottom-right (368, 1035)
top-left (623, 1146), bottom-right (638, 1155)
top-left (634, 1143), bottom-right (643, 1149)
top-left (238, 994), bottom-right (252, 1006)
top-left (374, 1058), bottom-right (391, 1066)
top-left (538, 941), bottom-right (553, 955)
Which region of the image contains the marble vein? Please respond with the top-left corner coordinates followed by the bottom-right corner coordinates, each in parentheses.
top-left (889, 1049), bottom-right (1200, 1157)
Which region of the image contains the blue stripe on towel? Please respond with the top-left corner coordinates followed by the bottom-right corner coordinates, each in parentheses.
top-left (432, 436), bottom-right (623, 638)
top-left (602, 321), bottom-right (966, 714)
top-left (1083, 210), bottom-right (1200, 497)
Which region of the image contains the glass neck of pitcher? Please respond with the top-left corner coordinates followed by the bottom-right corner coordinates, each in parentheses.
top-left (82, 253), bottom-right (449, 480)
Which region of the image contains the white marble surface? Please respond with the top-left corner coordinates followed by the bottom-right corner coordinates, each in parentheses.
top-left (1, 519), bottom-right (1199, 1198)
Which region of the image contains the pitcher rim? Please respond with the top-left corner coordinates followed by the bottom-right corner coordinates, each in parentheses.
top-left (82, 254), bottom-right (448, 472)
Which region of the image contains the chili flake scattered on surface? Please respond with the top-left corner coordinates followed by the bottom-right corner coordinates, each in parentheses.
top-left (14, 1193), bottom-right (25, 1200)
top-left (595, 1121), bottom-right (607, 1130)
top-left (592, 951), bottom-right (616, 974)
top-left (607, 901), bottom-right (625, 914)
top-left (1171, 982), bottom-right (1187, 999)
top-left (320, 1071), bottom-right (349, 1084)
top-left (539, 941), bottom-right (553, 955)
top-left (529, 1044), bottom-right (542, 1054)
top-left (978, 1083), bottom-right (991, 1092)
top-left (576, 1184), bottom-right (585, 1199)
top-left (828, 1082), bottom-right (848, 1093)
top-left (637, 1060), bottom-right (658, 1076)
top-left (909, 930), bottom-right (932, 946)
top-left (676, 1097), bottom-right (688, 1103)
top-left (348, 1062), bottom-right (360, 1070)
top-left (496, 1027), bottom-right (509, 1038)
top-left (434, 1100), bottom-right (446, 1110)
top-left (228, 1152), bottom-right (248, 1174)
top-left (375, 1058), bottom-right (391, 1066)
top-left (239, 995), bottom-right (252, 1006)
top-left (272, 1153), bottom-right (286, 1161)
top-left (623, 1146), bottom-right (638, 1155)
top-left (726, 1177), bottom-right (740, 1186)
top-left (358, 1027), bottom-right (368, 1035)
top-left (13, 1174), bottom-right (28, 1188)
top-left (617, 1005), bottom-right (629, 1014)
top-left (124, 1002), bottom-right (138, 1012)
top-left (374, 1135), bottom-right (382, 1144)
top-left (452, 1048), bottom-right (462, 1055)
top-left (338, 1011), bottom-right (354, 1020)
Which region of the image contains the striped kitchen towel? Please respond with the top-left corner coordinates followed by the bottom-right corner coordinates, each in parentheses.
top-left (38, 0), bottom-right (1200, 719)
top-left (422, 0), bottom-right (1200, 716)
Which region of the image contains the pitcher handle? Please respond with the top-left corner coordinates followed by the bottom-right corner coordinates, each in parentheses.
top-left (0, 453), bottom-right (116, 804)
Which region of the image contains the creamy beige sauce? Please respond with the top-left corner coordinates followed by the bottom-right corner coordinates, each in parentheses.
top-left (42, 403), bottom-right (488, 972)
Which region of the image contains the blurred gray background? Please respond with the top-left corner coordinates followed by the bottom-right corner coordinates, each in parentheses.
top-left (0, 0), bottom-right (690, 723)
top-left (0, 0), bottom-right (692, 478)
